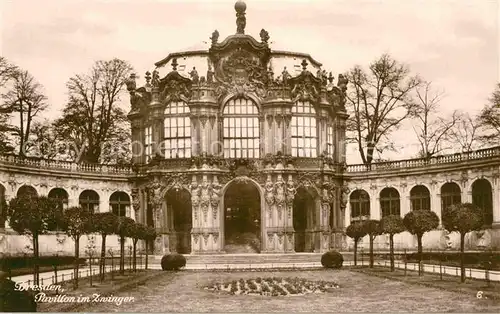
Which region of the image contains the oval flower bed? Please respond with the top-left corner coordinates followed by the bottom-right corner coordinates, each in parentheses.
top-left (204, 277), bottom-right (340, 296)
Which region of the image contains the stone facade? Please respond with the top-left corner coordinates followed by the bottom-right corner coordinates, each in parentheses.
top-left (0, 2), bottom-right (499, 256)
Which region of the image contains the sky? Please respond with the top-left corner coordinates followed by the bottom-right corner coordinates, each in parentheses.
top-left (1, 0), bottom-right (499, 163)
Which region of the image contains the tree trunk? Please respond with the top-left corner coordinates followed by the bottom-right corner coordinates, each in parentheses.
top-left (145, 239), bottom-right (149, 270)
top-left (33, 235), bottom-right (39, 286)
top-left (354, 239), bottom-right (358, 266)
top-left (366, 144), bottom-right (375, 165)
top-left (99, 234), bottom-right (106, 281)
top-left (390, 234), bottom-right (395, 272)
top-left (417, 234), bottom-right (423, 276)
top-left (369, 236), bottom-right (374, 268)
top-left (120, 236), bottom-right (125, 275)
top-left (74, 236), bottom-right (80, 289)
top-left (133, 239), bottom-right (137, 272)
top-left (460, 232), bottom-right (465, 283)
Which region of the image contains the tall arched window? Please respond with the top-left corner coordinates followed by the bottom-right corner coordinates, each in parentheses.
top-left (164, 101), bottom-right (191, 158)
top-left (326, 125), bottom-right (334, 157)
top-left (48, 188), bottom-right (69, 210)
top-left (223, 98), bottom-right (259, 158)
top-left (380, 187), bottom-right (400, 217)
top-left (145, 126), bottom-right (152, 160)
top-left (79, 190), bottom-right (100, 213)
top-left (472, 179), bottom-right (493, 225)
top-left (441, 182), bottom-right (461, 212)
top-left (291, 101), bottom-right (317, 157)
top-left (17, 185), bottom-right (38, 198)
top-left (110, 191), bottom-right (131, 217)
top-left (410, 185), bottom-right (430, 210)
top-left (350, 189), bottom-right (370, 221)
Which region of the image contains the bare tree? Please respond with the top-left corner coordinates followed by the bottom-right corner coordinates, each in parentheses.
top-left (54, 59), bottom-right (133, 163)
top-left (413, 81), bottom-right (459, 158)
top-left (0, 70), bottom-right (48, 157)
top-left (346, 54), bottom-right (421, 164)
top-left (26, 119), bottom-right (60, 159)
top-left (477, 83), bottom-right (500, 146)
top-left (0, 56), bottom-right (17, 88)
top-left (448, 112), bottom-right (481, 152)
top-left (0, 57), bottom-right (18, 153)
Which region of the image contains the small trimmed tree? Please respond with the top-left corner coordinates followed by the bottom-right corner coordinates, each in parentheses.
top-left (117, 217), bottom-right (136, 275)
top-left (346, 223), bottom-right (367, 266)
top-left (143, 226), bottom-right (157, 270)
top-left (8, 195), bottom-right (63, 285)
top-left (62, 206), bottom-right (92, 288)
top-left (442, 203), bottom-right (484, 283)
top-left (362, 220), bottom-right (382, 268)
top-left (93, 212), bottom-right (119, 281)
top-left (132, 223), bottom-right (146, 272)
top-left (380, 215), bottom-right (406, 271)
top-left (403, 210), bottom-right (439, 275)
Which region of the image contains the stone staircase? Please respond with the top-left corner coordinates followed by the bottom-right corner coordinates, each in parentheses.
top-left (151, 252), bottom-right (354, 270)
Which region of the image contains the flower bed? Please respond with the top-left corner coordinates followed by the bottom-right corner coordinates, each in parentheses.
top-left (204, 277), bottom-right (340, 296)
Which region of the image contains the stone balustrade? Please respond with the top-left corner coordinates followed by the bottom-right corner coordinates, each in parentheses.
top-left (0, 145), bottom-right (499, 177)
top-left (346, 146), bottom-right (500, 173)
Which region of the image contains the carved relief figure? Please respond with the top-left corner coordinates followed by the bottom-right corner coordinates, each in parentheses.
top-left (264, 177), bottom-right (275, 205)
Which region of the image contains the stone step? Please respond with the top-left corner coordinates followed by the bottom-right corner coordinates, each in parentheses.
top-left (151, 252), bottom-right (355, 264)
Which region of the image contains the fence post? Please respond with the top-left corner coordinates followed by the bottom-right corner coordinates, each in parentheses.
top-left (439, 253), bottom-right (443, 281)
top-left (404, 249), bottom-right (407, 276)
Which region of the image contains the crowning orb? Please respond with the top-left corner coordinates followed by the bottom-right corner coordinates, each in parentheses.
top-left (235, 1), bottom-right (247, 34)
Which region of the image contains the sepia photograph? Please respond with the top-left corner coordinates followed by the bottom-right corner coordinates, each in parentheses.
top-left (0, 0), bottom-right (499, 312)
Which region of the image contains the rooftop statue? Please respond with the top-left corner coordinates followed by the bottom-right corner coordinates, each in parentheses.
top-left (235, 0), bottom-right (247, 34)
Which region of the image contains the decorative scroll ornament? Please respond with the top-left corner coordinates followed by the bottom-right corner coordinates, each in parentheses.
top-left (213, 48), bottom-right (269, 100)
top-left (289, 60), bottom-right (322, 103)
top-left (202, 233), bottom-right (210, 246)
top-left (190, 181), bottom-right (200, 221)
top-left (193, 233), bottom-right (199, 244)
top-left (158, 60), bottom-right (193, 102)
top-left (213, 232), bottom-right (219, 244)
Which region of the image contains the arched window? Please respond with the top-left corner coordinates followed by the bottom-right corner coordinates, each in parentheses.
top-left (17, 185), bottom-right (38, 198)
top-left (79, 190), bottom-right (100, 213)
top-left (48, 188), bottom-right (69, 210)
top-left (110, 191), bottom-right (131, 217)
top-left (291, 101), bottom-right (317, 157)
top-left (410, 185), bottom-right (430, 210)
top-left (472, 179), bottom-right (493, 225)
top-left (163, 101), bottom-right (191, 158)
top-left (350, 189), bottom-right (370, 221)
top-left (145, 126), bottom-right (153, 160)
top-left (326, 125), bottom-right (334, 157)
top-left (223, 98), bottom-right (259, 158)
top-left (441, 182), bottom-right (461, 212)
top-left (380, 187), bottom-right (400, 217)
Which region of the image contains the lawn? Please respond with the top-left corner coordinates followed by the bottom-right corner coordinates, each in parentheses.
top-left (73, 269), bottom-right (500, 313)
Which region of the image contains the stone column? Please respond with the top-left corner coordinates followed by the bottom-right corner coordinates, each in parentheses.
top-left (492, 174), bottom-right (500, 228)
top-left (430, 182), bottom-right (442, 226)
top-left (370, 185), bottom-right (380, 220)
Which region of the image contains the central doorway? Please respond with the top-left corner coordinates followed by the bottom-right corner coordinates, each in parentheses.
top-left (293, 187), bottom-right (317, 252)
top-left (223, 180), bottom-right (261, 253)
top-left (165, 188), bottom-right (192, 254)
